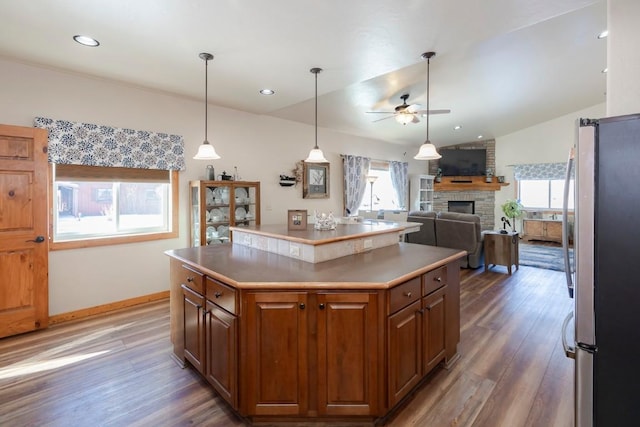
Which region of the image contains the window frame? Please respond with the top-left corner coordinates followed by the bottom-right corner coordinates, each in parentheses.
top-left (518, 178), bottom-right (574, 211)
top-left (49, 165), bottom-right (179, 250)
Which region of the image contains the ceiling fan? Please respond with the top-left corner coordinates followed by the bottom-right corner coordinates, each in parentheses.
top-left (366, 93), bottom-right (450, 125)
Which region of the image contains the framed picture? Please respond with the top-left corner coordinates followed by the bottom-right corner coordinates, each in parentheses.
top-left (288, 209), bottom-right (308, 230)
top-left (303, 162), bottom-right (330, 199)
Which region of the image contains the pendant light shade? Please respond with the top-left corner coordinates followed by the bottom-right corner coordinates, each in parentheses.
top-left (414, 51), bottom-right (442, 160)
top-left (194, 52), bottom-right (221, 160)
top-left (304, 67), bottom-right (328, 163)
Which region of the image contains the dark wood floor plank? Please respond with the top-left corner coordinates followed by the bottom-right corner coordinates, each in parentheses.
top-left (0, 264), bottom-right (574, 426)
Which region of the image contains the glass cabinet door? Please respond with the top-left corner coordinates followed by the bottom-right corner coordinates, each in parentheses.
top-left (190, 181), bottom-right (261, 246)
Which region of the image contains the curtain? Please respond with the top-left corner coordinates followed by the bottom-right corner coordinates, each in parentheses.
top-left (34, 117), bottom-right (185, 170)
top-left (389, 161), bottom-right (409, 210)
top-left (513, 163), bottom-right (567, 180)
top-left (342, 155), bottom-right (370, 215)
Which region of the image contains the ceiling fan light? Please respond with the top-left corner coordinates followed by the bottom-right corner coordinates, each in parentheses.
top-left (193, 141), bottom-right (221, 160)
top-left (395, 113), bottom-right (414, 125)
top-left (414, 142), bottom-right (441, 160)
top-left (305, 147), bottom-right (328, 163)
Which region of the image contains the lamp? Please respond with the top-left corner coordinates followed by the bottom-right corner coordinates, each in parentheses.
top-left (304, 67), bottom-right (328, 163)
top-left (414, 51), bottom-right (442, 160)
top-left (367, 175), bottom-right (378, 212)
top-left (193, 52), bottom-right (221, 160)
top-left (395, 112), bottom-right (414, 125)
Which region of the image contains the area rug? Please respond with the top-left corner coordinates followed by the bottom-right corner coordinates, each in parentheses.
top-left (518, 243), bottom-right (574, 272)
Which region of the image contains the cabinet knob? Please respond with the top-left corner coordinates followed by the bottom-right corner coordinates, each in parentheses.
top-left (299, 303), bottom-right (306, 310)
top-left (187, 277), bottom-right (194, 282)
top-left (404, 291), bottom-right (412, 298)
top-left (214, 292), bottom-right (222, 298)
top-left (319, 303), bottom-right (325, 310)
top-left (434, 276), bottom-right (442, 282)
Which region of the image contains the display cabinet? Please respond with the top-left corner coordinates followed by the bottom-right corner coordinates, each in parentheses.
top-left (409, 174), bottom-right (434, 212)
top-left (190, 181), bottom-right (260, 246)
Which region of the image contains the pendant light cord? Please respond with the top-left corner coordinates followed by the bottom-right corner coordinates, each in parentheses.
top-left (314, 69), bottom-right (318, 149)
top-left (204, 57), bottom-right (208, 142)
top-left (426, 55), bottom-right (430, 142)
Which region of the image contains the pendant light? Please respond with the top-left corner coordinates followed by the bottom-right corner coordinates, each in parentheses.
top-left (414, 51), bottom-right (442, 160)
top-left (304, 67), bottom-right (328, 163)
top-left (193, 52), bottom-right (221, 160)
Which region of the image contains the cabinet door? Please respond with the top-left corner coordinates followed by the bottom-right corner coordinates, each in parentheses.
top-left (205, 301), bottom-right (237, 409)
top-left (546, 221), bottom-right (563, 240)
top-left (388, 299), bottom-right (422, 407)
top-left (422, 286), bottom-right (447, 373)
top-left (243, 292), bottom-right (308, 416)
top-left (182, 284), bottom-right (205, 373)
top-left (317, 293), bottom-right (379, 416)
top-left (524, 220), bottom-right (544, 238)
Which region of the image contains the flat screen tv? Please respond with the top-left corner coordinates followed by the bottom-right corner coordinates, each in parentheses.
top-left (439, 148), bottom-right (487, 176)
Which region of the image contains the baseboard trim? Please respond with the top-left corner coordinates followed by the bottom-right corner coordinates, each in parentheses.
top-left (49, 291), bottom-right (170, 325)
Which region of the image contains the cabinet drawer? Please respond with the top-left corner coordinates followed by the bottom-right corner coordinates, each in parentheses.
top-left (389, 276), bottom-right (421, 314)
top-left (205, 277), bottom-right (237, 315)
top-left (423, 266), bottom-right (446, 296)
top-left (179, 264), bottom-right (204, 294)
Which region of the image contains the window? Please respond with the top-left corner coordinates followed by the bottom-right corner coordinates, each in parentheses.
top-left (52, 164), bottom-right (178, 249)
top-left (519, 179), bottom-right (574, 210)
top-left (357, 161), bottom-right (403, 212)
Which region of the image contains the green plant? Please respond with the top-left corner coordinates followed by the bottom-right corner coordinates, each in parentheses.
top-left (501, 199), bottom-right (524, 232)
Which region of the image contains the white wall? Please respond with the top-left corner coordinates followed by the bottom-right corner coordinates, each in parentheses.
top-left (0, 58), bottom-right (428, 315)
top-left (607, 0), bottom-right (640, 116)
top-left (493, 103), bottom-right (606, 230)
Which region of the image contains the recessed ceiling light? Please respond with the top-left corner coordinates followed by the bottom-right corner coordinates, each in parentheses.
top-left (73, 35), bottom-right (100, 47)
top-left (259, 89), bottom-right (275, 95)
top-left (453, 125), bottom-right (462, 130)
top-left (597, 30), bottom-right (608, 39)
top-left (477, 135), bottom-right (483, 139)
top-left (602, 68), bottom-right (608, 73)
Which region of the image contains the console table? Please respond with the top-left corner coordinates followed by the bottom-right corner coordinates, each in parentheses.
top-left (484, 231), bottom-right (519, 275)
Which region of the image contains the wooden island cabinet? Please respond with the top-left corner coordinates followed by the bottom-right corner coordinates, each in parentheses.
top-left (167, 234), bottom-right (464, 425)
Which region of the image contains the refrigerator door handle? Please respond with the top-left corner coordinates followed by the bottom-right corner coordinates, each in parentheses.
top-left (562, 149), bottom-right (574, 298)
top-left (562, 311), bottom-right (576, 359)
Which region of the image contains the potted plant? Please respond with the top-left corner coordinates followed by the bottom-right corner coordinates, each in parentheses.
top-left (501, 199), bottom-right (524, 232)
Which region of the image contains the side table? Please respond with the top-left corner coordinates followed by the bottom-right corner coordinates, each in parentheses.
top-left (484, 231), bottom-right (519, 275)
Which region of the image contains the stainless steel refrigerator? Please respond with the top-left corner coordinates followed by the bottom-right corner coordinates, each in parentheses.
top-left (562, 114), bottom-right (640, 426)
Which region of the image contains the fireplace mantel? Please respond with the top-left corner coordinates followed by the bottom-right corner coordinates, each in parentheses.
top-left (434, 176), bottom-right (509, 191)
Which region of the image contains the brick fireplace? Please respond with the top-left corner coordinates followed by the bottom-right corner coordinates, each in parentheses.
top-left (429, 140), bottom-right (498, 231)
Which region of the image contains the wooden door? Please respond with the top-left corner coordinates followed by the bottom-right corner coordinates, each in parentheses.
top-left (242, 292), bottom-right (308, 416)
top-left (0, 124), bottom-right (49, 338)
top-left (205, 300), bottom-right (237, 409)
top-left (317, 292), bottom-right (379, 416)
top-left (182, 285), bottom-right (205, 373)
top-left (546, 220), bottom-right (563, 241)
top-left (388, 299), bottom-right (422, 407)
top-left (422, 286), bottom-right (447, 373)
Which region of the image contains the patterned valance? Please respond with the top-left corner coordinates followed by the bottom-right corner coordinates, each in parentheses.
top-left (513, 162), bottom-right (567, 180)
top-left (34, 117), bottom-right (185, 170)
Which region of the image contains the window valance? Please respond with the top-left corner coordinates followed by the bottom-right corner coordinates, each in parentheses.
top-left (34, 117), bottom-right (185, 171)
top-left (513, 162), bottom-right (567, 181)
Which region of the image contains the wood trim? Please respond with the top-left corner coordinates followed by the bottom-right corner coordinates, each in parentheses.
top-left (49, 291), bottom-right (169, 325)
top-left (434, 176), bottom-right (509, 191)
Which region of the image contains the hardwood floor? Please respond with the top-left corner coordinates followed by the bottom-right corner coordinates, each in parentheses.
top-left (0, 266), bottom-right (574, 426)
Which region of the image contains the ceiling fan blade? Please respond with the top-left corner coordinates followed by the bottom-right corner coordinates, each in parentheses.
top-left (365, 111), bottom-right (396, 114)
top-left (414, 109), bottom-right (451, 115)
top-left (371, 115), bottom-right (395, 123)
top-left (406, 103), bottom-right (421, 113)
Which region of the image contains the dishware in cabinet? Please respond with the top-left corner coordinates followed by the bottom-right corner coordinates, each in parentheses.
top-left (190, 180), bottom-right (261, 246)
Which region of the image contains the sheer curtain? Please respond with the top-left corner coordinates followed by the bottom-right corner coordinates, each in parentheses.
top-left (389, 161), bottom-right (409, 210)
top-left (342, 155), bottom-right (370, 215)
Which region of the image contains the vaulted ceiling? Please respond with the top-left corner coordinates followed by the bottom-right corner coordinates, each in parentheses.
top-left (0, 0), bottom-right (606, 147)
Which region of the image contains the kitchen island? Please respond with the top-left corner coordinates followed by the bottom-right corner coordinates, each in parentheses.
top-left (167, 225), bottom-right (465, 425)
